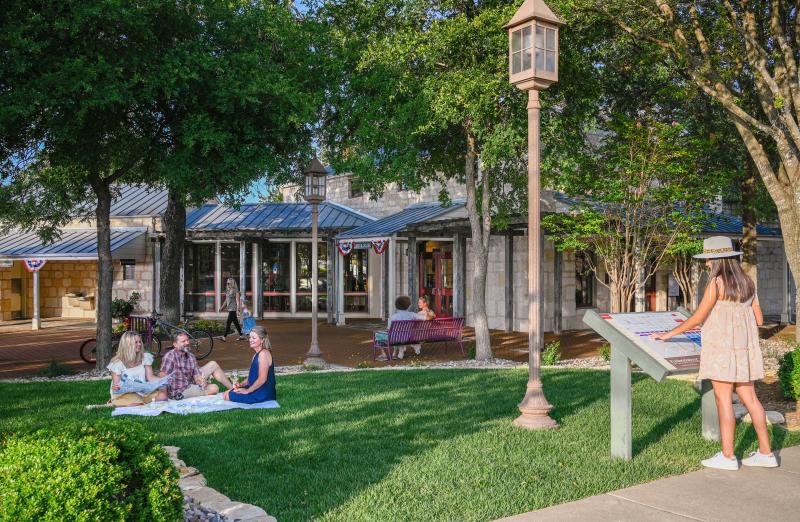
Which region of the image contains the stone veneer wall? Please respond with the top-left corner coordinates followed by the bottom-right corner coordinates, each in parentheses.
top-left (24, 260), bottom-right (98, 319)
top-left (282, 174), bottom-right (468, 219)
top-left (112, 248), bottom-right (154, 312)
top-left (757, 240), bottom-right (789, 317)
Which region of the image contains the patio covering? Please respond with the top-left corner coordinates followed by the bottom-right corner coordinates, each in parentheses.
top-left (336, 200), bottom-right (466, 242)
top-left (0, 227), bottom-right (146, 260)
top-left (186, 201), bottom-right (374, 231)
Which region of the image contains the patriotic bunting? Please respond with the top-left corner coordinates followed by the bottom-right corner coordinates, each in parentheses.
top-left (337, 240), bottom-right (354, 256)
top-left (23, 259), bottom-right (47, 272)
top-left (371, 239), bottom-right (389, 255)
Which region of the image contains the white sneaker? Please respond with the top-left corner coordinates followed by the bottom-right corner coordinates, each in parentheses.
top-left (742, 451), bottom-right (778, 468)
top-left (397, 347), bottom-right (405, 360)
top-left (413, 344), bottom-right (421, 355)
top-left (701, 452), bottom-right (739, 471)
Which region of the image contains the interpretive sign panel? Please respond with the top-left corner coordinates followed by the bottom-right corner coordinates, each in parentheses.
top-left (583, 309), bottom-right (717, 460)
top-left (599, 311), bottom-right (701, 371)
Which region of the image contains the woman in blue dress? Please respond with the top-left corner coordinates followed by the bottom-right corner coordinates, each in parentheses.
top-left (223, 325), bottom-right (276, 403)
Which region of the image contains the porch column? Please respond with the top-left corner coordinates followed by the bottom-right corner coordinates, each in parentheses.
top-left (32, 270), bottom-right (41, 330)
top-left (327, 237), bottom-right (335, 324)
top-left (453, 232), bottom-right (466, 317)
top-left (153, 240), bottom-right (162, 313)
top-left (553, 248), bottom-right (563, 335)
top-left (407, 236), bottom-right (418, 307)
top-left (336, 249), bottom-right (346, 325)
top-left (239, 240), bottom-right (246, 304)
top-left (290, 241), bottom-right (297, 315)
top-left (251, 242), bottom-right (260, 318)
top-left (388, 238), bottom-right (397, 316)
top-left (382, 244), bottom-right (390, 320)
top-left (214, 241), bottom-right (222, 312)
top-left (504, 234), bottom-right (514, 333)
top-left (690, 263), bottom-right (701, 311)
top-left (634, 261), bottom-right (646, 312)
top-left (179, 257), bottom-right (185, 318)
top-left (781, 258), bottom-right (790, 323)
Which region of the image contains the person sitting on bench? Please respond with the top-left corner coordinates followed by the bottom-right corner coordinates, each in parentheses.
top-left (377, 295), bottom-right (420, 360)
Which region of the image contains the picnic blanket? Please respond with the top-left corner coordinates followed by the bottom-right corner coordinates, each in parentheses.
top-left (111, 394), bottom-right (280, 417)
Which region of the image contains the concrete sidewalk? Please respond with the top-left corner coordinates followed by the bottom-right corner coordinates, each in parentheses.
top-left (499, 445), bottom-right (800, 521)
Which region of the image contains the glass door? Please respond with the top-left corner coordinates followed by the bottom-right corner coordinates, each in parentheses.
top-left (419, 249), bottom-right (454, 317)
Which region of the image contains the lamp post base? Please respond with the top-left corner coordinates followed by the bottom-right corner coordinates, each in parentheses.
top-left (513, 379), bottom-right (559, 430)
top-left (304, 343), bottom-right (326, 368)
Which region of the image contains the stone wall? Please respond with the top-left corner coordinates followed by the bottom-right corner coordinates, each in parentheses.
top-left (282, 174), bottom-right (467, 219)
top-left (27, 260), bottom-right (98, 319)
top-left (757, 240), bottom-right (788, 317)
top-left (112, 246), bottom-right (155, 314)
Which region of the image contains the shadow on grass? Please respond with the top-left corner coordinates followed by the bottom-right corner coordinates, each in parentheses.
top-left (136, 369), bottom-right (608, 521)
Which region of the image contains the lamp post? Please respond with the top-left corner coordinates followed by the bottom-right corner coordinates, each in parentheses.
top-left (505, 0), bottom-right (561, 430)
top-left (304, 158), bottom-right (327, 367)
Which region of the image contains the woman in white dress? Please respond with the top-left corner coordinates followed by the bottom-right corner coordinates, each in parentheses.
top-left (108, 331), bottom-right (167, 406)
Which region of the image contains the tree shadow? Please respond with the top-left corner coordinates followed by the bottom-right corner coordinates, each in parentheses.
top-left (142, 369), bottom-right (610, 521)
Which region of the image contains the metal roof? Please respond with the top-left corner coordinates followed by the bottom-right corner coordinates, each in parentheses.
top-left (186, 201), bottom-right (375, 231)
top-left (110, 185), bottom-right (169, 217)
top-left (0, 228), bottom-right (147, 259)
top-left (702, 213), bottom-right (781, 237)
top-left (336, 200), bottom-right (466, 239)
top-left (552, 193), bottom-right (782, 238)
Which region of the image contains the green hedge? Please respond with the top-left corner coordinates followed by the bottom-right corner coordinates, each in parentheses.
top-left (778, 346), bottom-right (800, 400)
top-left (0, 420), bottom-right (183, 521)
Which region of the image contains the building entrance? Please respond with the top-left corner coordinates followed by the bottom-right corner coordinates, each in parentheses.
top-left (419, 242), bottom-right (453, 317)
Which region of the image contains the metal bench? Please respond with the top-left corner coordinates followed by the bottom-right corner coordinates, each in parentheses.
top-left (373, 318), bottom-right (466, 361)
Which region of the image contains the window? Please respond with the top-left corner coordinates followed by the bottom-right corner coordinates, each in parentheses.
top-left (349, 177), bottom-right (363, 199)
top-left (121, 259), bottom-right (136, 281)
top-left (535, 25), bottom-right (556, 73)
top-left (575, 251), bottom-right (594, 308)
top-left (184, 243), bottom-right (216, 312)
top-left (262, 242), bottom-right (291, 312)
top-left (344, 249), bottom-right (368, 312)
top-left (511, 26), bottom-right (532, 74)
top-left (296, 242), bottom-right (327, 312)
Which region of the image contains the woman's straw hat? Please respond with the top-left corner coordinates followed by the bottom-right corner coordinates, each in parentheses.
top-left (693, 236), bottom-right (743, 259)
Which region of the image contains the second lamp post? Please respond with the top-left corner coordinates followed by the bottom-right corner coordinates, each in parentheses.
top-left (304, 158), bottom-right (327, 367)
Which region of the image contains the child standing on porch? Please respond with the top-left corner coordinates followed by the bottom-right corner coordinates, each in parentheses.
top-left (654, 236), bottom-right (777, 470)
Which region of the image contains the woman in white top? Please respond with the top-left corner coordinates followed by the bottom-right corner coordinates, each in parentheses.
top-left (107, 331), bottom-right (167, 406)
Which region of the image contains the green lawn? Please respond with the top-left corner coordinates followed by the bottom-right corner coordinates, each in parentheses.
top-left (1, 369), bottom-right (796, 521)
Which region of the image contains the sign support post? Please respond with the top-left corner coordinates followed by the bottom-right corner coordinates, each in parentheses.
top-left (610, 347), bottom-right (632, 460)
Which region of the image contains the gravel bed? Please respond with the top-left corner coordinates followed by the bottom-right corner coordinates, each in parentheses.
top-left (761, 337), bottom-right (796, 373)
top-left (183, 496), bottom-right (226, 522)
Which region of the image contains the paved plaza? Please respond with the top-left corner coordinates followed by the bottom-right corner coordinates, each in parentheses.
top-left (0, 318), bottom-right (607, 378)
top-left (501, 445), bottom-right (800, 521)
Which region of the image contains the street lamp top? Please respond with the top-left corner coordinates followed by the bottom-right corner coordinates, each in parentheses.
top-left (304, 157), bottom-right (327, 204)
top-left (505, 0), bottom-right (562, 91)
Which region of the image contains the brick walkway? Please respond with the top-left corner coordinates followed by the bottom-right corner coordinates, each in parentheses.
top-left (0, 318), bottom-right (606, 378)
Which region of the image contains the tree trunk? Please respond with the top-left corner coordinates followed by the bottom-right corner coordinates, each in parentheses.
top-left (160, 189), bottom-right (186, 324)
top-left (92, 179), bottom-right (114, 369)
top-left (741, 160), bottom-right (758, 282)
top-left (464, 129), bottom-right (492, 360)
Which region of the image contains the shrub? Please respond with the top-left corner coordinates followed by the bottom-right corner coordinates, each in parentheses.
top-left (0, 420), bottom-right (183, 521)
top-left (40, 359), bottom-right (74, 378)
top-left (111, 291), bottom-right (141, 319)
top-left (183, 319), bottom-right (225, 335)
top-left (778, 346), bottom-right (800, 400)
top-left (598, 343), bottom-right (611, 363)
top-left (542, 340), bottom-right (561, 366)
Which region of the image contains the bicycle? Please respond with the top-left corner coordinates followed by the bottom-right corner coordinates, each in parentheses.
top-left (79, 332), bottom-right (123, 365)
top-left (129, 311), bottom-right (215, 360)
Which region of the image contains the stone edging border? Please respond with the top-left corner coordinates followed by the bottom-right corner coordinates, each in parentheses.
top-left (163, 445), bottom-right (275, 522)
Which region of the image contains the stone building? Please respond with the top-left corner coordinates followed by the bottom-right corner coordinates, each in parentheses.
top-left (1, 178), bottom-right (794, 333)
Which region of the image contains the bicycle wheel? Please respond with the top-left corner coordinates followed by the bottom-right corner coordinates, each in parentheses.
top-left (187, 329), bottom-right (213, 360)
top-left (80, 339), bottom-right (97, 364)
top-left (146, 333), bottom-right (162, 359)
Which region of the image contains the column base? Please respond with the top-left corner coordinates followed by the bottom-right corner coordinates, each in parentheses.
top-left (514, 380), bottom-right (558, 430)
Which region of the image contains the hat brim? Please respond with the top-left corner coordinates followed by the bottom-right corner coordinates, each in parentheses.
top-left (693, 251), bottom-right (743, 260)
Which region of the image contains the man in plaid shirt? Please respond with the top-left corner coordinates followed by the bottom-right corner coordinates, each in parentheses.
top-left (159, 332), bottom-right (234, 399)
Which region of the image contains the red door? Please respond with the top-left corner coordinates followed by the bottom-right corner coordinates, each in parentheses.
top-left (645, 275), bottom-right (657, 311)
top-left (419, 251), bottom-right (453, 317)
